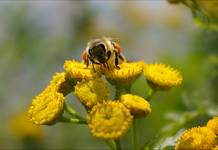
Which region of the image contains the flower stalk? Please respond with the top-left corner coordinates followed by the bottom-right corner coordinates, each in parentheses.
top-left (64, 102), bottom-right (86, 121)
top-left (132, 118), bottom-right (137, 150)
top-left (146, 87), bottom-right (157, 101)
top-left (58, 116), bottom-right (87, 124)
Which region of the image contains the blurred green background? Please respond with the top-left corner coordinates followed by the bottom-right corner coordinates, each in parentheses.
top-left (0, 1), bottom-right (217, 149)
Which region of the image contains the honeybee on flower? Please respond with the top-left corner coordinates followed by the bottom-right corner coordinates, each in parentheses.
top-left (82, 37), bottom-right (126, 71)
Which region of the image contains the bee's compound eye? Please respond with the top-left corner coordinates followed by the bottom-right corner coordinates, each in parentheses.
top-left (91, 44), bottom-right (106, 54)
top-left (98, 44), bottom-right (106, 52)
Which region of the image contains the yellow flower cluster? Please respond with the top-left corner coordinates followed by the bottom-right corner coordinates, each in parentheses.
top-left (121, 94), bottom-right (151, 118)
top-left (213, 146), bottom-right (218, 150)
top-left (28, 86), bottom-right (65, 125)
top-left (207, 116), bottom-right (218, 135)
top-left (103, 61), bottom-right (144, 87)
top-left (176, 117), bottom-right (218, 150)
top-left (88, 101), bottom-right (132, 140)
top-left (144, 63), bottom-right (182, 90)
top-left (74, 78), bottom-right (110, 108)
top-left (64, 60), bottom-right (100, 81)
top-left (27, 47), bottom-right (183, 143)
top-left (28, 73), bottom-right (67, 125)
top-left (175, 127), bottom-right (217, 150)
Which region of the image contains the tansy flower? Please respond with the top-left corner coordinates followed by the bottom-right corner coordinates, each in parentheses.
top-left (120, 94), bottom-right (151, 118)
top-left (28, 72), bottom-right (73, 125)
top-left (74, 78), bottom-right (110, 108)
top-left (28, 86), bottom-right (65, 125)
top-left (103, 61), bottom-right (144, 87)
top-left (167, 0), bottom-right (181, 4)
top-left (50, 72), bottom-right (66, 90)
top-left (64, 60), bottom-right (101, 81)
top-left (207, 116), bottom-right (218, 135)
top-left (213, 146), bottom-right (218, 150)
top-left (143, 63), bottom-right (182, 90)
top-left (9, 112), bottom-right (42, 139)
top-left (88, 101), bottom-right (132, 140)
top-left (175, 127), bottom-right (218, 150)
top-left (50, 72), bottom-right (75, 95)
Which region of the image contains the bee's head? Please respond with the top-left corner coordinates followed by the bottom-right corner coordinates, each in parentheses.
top-left (89, 43), bottom-right (107, 63)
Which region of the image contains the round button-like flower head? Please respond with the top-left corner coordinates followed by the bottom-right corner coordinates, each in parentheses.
top-left (88, 101), bottom-right (132, 140)
top-left (144, 63), bottom-right (182, 90)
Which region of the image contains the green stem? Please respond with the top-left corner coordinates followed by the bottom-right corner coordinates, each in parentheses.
top-left (115, 87), bottom-right (124, 99)
top-left (115, 85), bottom-right (132, 99)
top-left (106, 140), bottom-right (117, 150)
top-left (132, 118), bottom-right (137, 150)
top-left (58, 116), bottom-right (87, 124)
top-left (64, 102), bottom-right (86, 121)
top-left (125, 86), bottom-right (131, 93)
top-left (115, 139), bottom-right (122, 150)
top-left (146, 88), bottom-right (157, 101)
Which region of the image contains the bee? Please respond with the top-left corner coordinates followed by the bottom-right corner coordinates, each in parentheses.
top-left (82, 37), bottom-right (125, 71)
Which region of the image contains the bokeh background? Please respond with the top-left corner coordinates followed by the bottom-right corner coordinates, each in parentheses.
top-left (0, 1), bottom-right (217, 149)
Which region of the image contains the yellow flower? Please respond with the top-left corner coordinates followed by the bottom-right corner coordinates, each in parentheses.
top-left (213, 145), bottom-right (218, 150)
top-left (50, 72), bottom-right (75, 95)
top-left (120, 94), bottom-right (151, 118)
top-left (199, 0), bottom-right (218, 19)
top-left (27, 72), bottom-right (74, 125)
top-left (88, 101), bottom-right (132, 140)
top-left (9, 112), bottom-right (42, 139)
top-left (28, 86), bottom-right (65, 125)
top-left (207, 116), bottom-right (218, 135)
top-left (64, 60), bottom-right (100, 81)
top-left (167, 0), bottom-right (194, 7)
top-left (175, 127), bottom-right (218, 150)
top-left (103, 61), bottom-right (144, 87)
top-left (167, 0), bottom-right (181, 4)
top-left (143, 63), bottom-right (182, 90)
top-left (50, 72), bottom-right (66, 89)
top-left (74, 78), bottom-right (110, 108)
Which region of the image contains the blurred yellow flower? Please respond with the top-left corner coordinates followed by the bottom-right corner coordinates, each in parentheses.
top-left (121, 94), bottom-right (151, 118)
top-left (143, 63), bottom-right (182, 90)
top-left (88, 101), bottom-right (132, 140)
top-left (200, 0), bottom-right (218, 19)
top-left (103, 61), bottom-right (144, 87)
top-left (167, 0), bottom-right (194, 7)
top-left (74, 78), bottom-right (110, 108)
top-left (64, 60), bottom-right (100, 81)
top-left (175, 127), bottom-right (217, 150)
top-left (207, 116), bottom-right (218, 135)
top-left (28, 86), bottom-right (65, 125)
top-left (213, 145), bottom-right (218, 150)
top-left (9, 112), bottom-right (42, 139)
top-left (167, 0), bottom-right (181, 4)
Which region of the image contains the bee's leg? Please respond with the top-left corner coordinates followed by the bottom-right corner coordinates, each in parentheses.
top-left (115, 52), bottom-right (120, 69)
top-left (88, 56), bottom-right (96, 72)
top-left (91, 62), bottom-right (95, 72)
top-left (106, 62), bottom-right (110, 70)
top-left (88, 56), bottom-right (101, 72)
top-left (106, 51), bottom-right (111, 61)
top-left (86, 58), bottom-right (89, 68)
top-left (118, 53), bottom-right (125, 61)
